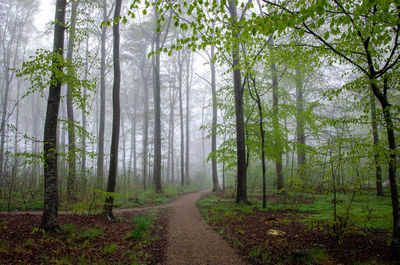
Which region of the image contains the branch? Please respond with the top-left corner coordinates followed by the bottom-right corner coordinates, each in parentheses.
top-left (239, 0), bottom-right (253, 22)
top-left (262, 0), bottom-right (296, 14)
top-left (195, 72), bottom-right (212, 86)
top-left (302, 22), bottom-right (369, 76)
top-left (376, 26), bottom-right (400, 77)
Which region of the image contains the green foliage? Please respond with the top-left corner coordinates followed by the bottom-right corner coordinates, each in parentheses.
top-left (16, 49), bottom-right (95, 109)
top-left (114, 184), bottom-right (200, 208)
top-left (72, 189), bottom-right (120, 213)
top-left (61, 223), bottom-right (76, 234)
top-left (103, 243), bottom-right (118, 255)
top-left (198, 195), bottom-right (256, 225)
top-left (79, 227), bottom-right (104, 240)
top-left (125, 215), bottom-right (153, 241)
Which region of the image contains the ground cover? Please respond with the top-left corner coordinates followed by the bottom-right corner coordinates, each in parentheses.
top-left (0, 209), bottom-right (167, 265)
top-left (198, 191), bottom-right (395, 265)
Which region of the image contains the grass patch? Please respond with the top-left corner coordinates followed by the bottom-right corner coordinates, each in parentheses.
top-left (79, 227), bottom-right (104, 240)
top-left (103, 243), bottom-right (118, 255)
top-left (125, 215), bottom-right (154, 240)
top-left (61, 223), bottom-right (76, 234)
top-left (198, 195), bottom-right (256, 224)
top-left (243, 191), bottom-right (392, 230)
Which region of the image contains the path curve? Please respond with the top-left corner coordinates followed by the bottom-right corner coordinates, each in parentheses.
top-left (163, 189), bottom-right (249, 265)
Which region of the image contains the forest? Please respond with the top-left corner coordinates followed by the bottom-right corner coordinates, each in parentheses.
top-left (0, 0), bottom-right (399, 264)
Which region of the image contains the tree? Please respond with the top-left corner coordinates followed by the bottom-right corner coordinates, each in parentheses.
top-left (228, 0), bottom-right (248, 203)
top-left (247, 74), bottom-right (267, 208)
top-left (0, 0), bottom-right (38, 189)
top-left (185, 51), bottom-right (193, 185)
top-left (263, 0), bottom-right (400, 257)
top-left (65, 0), bottom-right (80, 202)
top-left (152, 7), bottom-right (162, 192)
top-left (210, 44), bottom-right (220, 192)
top-left (295, 65), bottom-right (307, 186)
top-left (177, 49), bottom-right (185, 186)
top-left (96, 0), bottom-right (112, 188)
top-left (270, 40), bottom-right (284, 191)
top-left (41, 0), bottom-right (67, 232)
top-left (369, 90), bottom-right (383, 196)
top-left (104, 0), bottom-right (122, 219)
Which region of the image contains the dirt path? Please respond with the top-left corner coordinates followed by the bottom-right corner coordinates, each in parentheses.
top-left (163, 189), bottom-right (249, 265)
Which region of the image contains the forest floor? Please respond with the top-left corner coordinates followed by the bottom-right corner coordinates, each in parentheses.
top-left (0, 189), bottom-right (249, 265)
top-left (1, 189), bottom-right (395, 264)
top-left (198, 192), bottom-right (396, 265)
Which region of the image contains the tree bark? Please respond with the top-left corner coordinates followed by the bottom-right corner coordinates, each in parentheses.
top-left (271, 46), bottom-right (284, 190)
top-left (96, 0), bottom-right (108, 189)
top-left (210, 45), bottom-right (220, 192)
top-left (40, 0), bottom-right (67, 232)
top-left (66, 1), bottom-right (79, 202)
top-left (81, 21), bottom-right (89, 192)
top-left (104, 0), bottom-right (122, 219)
top-left (228, 0), bottom-right (247, 203)
top-left (185, 53), bottom-right (192, 185)
top-left (178, 51), bottom-right (185, 186)
top-left (370, 79), bottom-right (400, 258)
top-left (295, 66), bottom-right (307, 186)
top-left (248, 75), bottom-right (267, 208)
top-left (152, 8), bottom-right (162, 193)
top-left (171, 80), bottom-right (176, 183)
top-left (141, 57), bottom-right (149, 191)
top-left (167, 76), bottom-right (176, 183)
top-left (132, 88), bottom-right (137, 183)
top-left (369, 88), bottom-right (383, 196)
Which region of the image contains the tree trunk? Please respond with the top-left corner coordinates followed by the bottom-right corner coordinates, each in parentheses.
top-left (271, 58), bottom-right (284, 191)
top-left (178, 51), bottom-right (185, 186)
top-left (152, 9), bottom-right (162, 193)
top-left (369, 88), bottom-right (383, 196)
top-left (249, 76), bottom-right (267, 208)
top-left (81, 21), bottom-right (89, 193)
top-left (40, 0), bottom-right (67, 232)
top-left (0, 72), bottom-right (10, 187)
top-left (9, 74), bottom-right (22, 211)
top-left (171, 80), bottom-right (176, 183)
top-left (295, 66), bottom-right (307, 186)
top-left (132, 89), bottom-right (137, 183)
top-left (121, 115), bottom-right (126, 194)
top-left (66, 1), bottom-right (79, 202)
top-left (104, 0), bottom-right (122, 219)
top-left (185, 53), bottom-right (192, 185)
top-left (167, 77), bottom-right (175, 184)
top-left (210, 45), bottom-right (219, 192)
top-left (142, 59), bottom-right (149, 191)
top-left (228, 0), bottom-right (247, 203)
top-left (97, 0), bottom-right (107, 189)
top-left (371, 79), bottom-right (400, 258)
